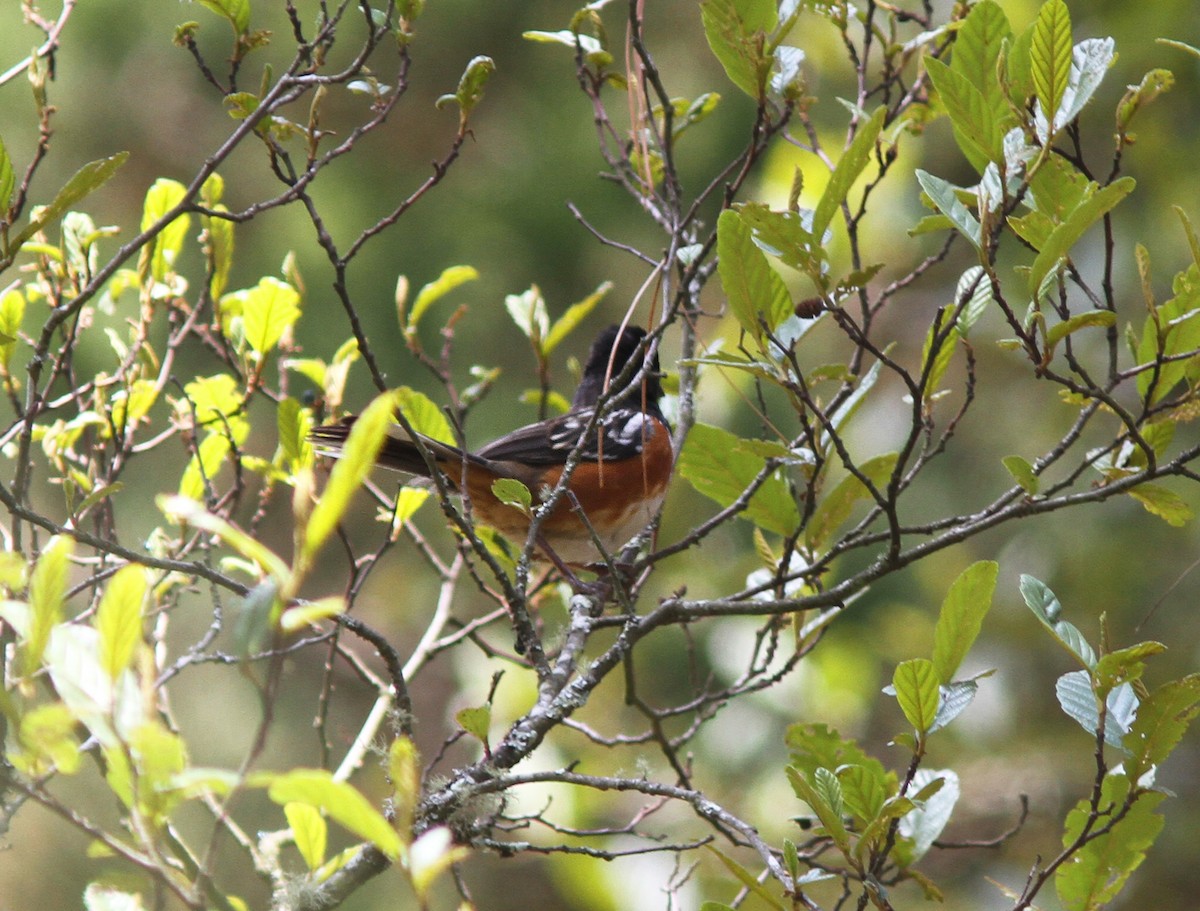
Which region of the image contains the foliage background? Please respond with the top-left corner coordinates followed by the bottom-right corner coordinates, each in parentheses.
top-left (1, 0), bottom-right (1198, 908)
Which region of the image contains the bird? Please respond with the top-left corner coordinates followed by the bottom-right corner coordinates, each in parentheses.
top-left (308, 324), bottom-right (673, 579)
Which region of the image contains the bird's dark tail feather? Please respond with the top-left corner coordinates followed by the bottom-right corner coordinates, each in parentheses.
top-left (309, 418), bottom-right (465, 477)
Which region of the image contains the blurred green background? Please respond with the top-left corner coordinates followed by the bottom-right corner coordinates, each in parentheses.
top-left (2, 1), bottom-right (1199, 908)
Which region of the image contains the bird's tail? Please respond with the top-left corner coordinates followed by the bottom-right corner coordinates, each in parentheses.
top-left (309, 418), bottom-right (465, 476)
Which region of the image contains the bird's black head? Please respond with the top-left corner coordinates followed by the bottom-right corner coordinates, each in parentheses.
top-left (572, 324), bottom-right (664, 410)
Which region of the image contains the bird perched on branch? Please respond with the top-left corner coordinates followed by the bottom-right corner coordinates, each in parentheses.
top-left (309, 324), bottom-right (673, 580)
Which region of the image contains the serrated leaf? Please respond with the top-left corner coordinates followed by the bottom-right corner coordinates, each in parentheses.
top-left (1003, 454), bottom-right (1039, 493)
top-left (785, 767), bottom-right (851, 855)
top-left (916, 170), bottom-right (981, 249)
top-left (305, 390), bottom-right (399, 560)
top-left (95, 565), bottom-right (146, 680)
top-left (24, 534), bottom-right (75, 676)
top-left (677, 422), bottom-right (800, 537)
top-left (407, 265), bottom-right (479, 333)
top-left (805, 452), bottom-right (897, 550)
top-left (1123, 674), bottom-right (1200, 782)
top-left (893, 658), bottom-right (941, 735)
top-left (812, 107), bottom-right (886, 243)
top-left (1029, 178), bottom-right (1135, 298)
top-left (1030, 0), bottom-right (1072, 137)
top-left (261, 768), bottom-right (403, 860)
top-left (1127, 482), bottom-right (1193, 527)
top-left (931, 561), bottom-right (998, 685)
top-left (700, 0), bottom-right (777, 100)
top-left (1019, 574), bottom-right (1097, 667)
top-left (285, 802), bottom-right (327, 872)
top-left (717, 209), bottom-right (792, 337)
top-left (1056, 773), bottom-right (1164, 911)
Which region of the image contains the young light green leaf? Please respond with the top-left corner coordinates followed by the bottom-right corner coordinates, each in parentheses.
top-left (95, 565), bottom-right (147, 681)
top-left (812, 107), bottom-right (886, 243)
top-left (925, 57), bottom-right (1001, 170)
top-left (159, 495), bottom-right (290, 582)
top-left (785, 768), bottom-right (851, 855)
top-left (279, 596), bottom-right (345, 633)
top-left (1056, 773), bottom-right (1164, 911)
top-left (1045, 310), bottom-right (1116, 353)
top-left (505, 286), bottom-right (550, 345)
top-left (1127, 483), bottom-right (1194, 527)
top-left (919, 312), bottom-right (958, 402)
top-left (1002, 454), bottom-right (1039, 493)
top-left (456, 705), bottom-right (491, 743)
top-left (285, 802), bottom-right (327, 872)
top-left (305, 390), bottom-right (399, 561)
top-left (389, 735), bottom-right (420, 837)
top-left (0, 133), bottom-right (14, 214)
top-left (436, 56), bottom-right (495, 122)
top-left (1117, 69), bottom-right (1175, 134)
top-left (261, 768), bottom-right (404, 860)
top-left (893, 658), bottom-right (941, 735)
top-left (734, 201), bottom-right (823, 275)
top-left (915, 170), bottom-right (981, 249)
top-left (837, 762), bottom-right (889, 825)
top-left (491, 478), bottom-right (531, 515)
top-left (0, 286), bottom-right (25, 368)
top-left (805, 452), bottom-right (897, 550)
top-left (24, 534), bottom-right (75, 677)
top-left (951, 1), bottom-right (1013, 126)
top-left (140, 178), bottom-right (191, 282)
top-left (277, 397), bottom-right (313, 474)
top-left (197, 0), bottom-right (250, 34)
top-left (394, 386), bottom-right (455, 444)
top-left (1136, 263), bottom-right (1200, 404)
top-left (717, 208), bottom-right (793, 338)
top-left (1029, 178), bottom-right (1135, 298)
top-left (12, 702), bottom-right (81, 776)
top-left (1122, 674), bottom-right (1200, 782)
top-left (542, 280), bottom-right (611, 354)
top-left (406, 265), bottom-right (479, 333)
top-left (240, 277), bottom-right (301, 358)
top-left (677, 422), bottom-right (801, 537)
top-left (1030, 0), bottom-right (1072, 136)
top-left (178, 432), bottom-right (231, 500)
top-left (931, 561), bottom-right (998, 685)
top-left (7, 152), bottom-right (130, 259)
top-left (1019, 574), bottom-right (1096, 668)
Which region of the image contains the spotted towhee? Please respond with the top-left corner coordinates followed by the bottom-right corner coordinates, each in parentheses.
top-left (309, 325), bottom-right (673, 575)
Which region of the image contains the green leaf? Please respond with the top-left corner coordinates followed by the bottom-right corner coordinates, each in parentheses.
top-left (893, 658), bottom-right (941, 735)
top-left (389, 735), bottom-right (420, 836)
top-left (139, 178), bottom-right (191, 282)
top-left (931, 561), bottom-right (998, 685)
top-left (1019, 574), bottom-right (1097, 668)
top-left (13, 702), bottom-right (81, 776)
top-left (7, 152), bottom-right (130, 257)
top-left (24, 534), bottom-right (75, 676)
top-left (491, 478), bottom-right (531, 515)
top-left (1127, 483), bottom-right (1194, 527)
top-left (915, 170), bottom-right (981, 249)
top-left (178, 432), bottom-right (231, 500)
top-left (805, 452), bottom-right (897, 550)
top-left (1029, 178), bottom-right (1135, 298)
top-left (0, 133), bottom-right (14, 214)
top-left (812, 107), bottom-right (886, 244)
top-left (1137, 263), bottom-right (1200, 403)
top-left (406, 265), bottom-right (479, 334)
top-left (285, 802), bottom-right (327, 872)
top-left (505, 286), bottom-right (550, 345)
top-left (238, 277), bottom-right (301, 358)
top-left (1117, 69), bottom-right (1175, 134)
top-left (277, 397), bottom-right (313, 474)
top-left (837, 763), bottom-right (889, 825)
top-left (0, 286), bottom-right (26, 368)
top-left (261, 768), bottom-right (403, 860)
top-left (436, 55), bottom-right (495, 121)
top-left (1056, 774), bottom-right (1164, 911)
top-left (716, 209), bottom-right (792, 338)
top-left (1123, 674), bottom-right (1200, 781)
top-left (197, 0), bottom-right (250, 34)
top-left (543, 281), bottom-right (611, 354)
top-left (1055, 670), bottom-right (1136, 749)
top-left (455, 705), bottom-right (491, 742)
top-left (395, 386), bottom-right (455, 444)
top-left (677, 422), bottom-right (800, 537)
top-left (1003, 454), bottom-right (1039, 493)
top-left (735, 201), bottom-right (823, 276)
top-left (785, 767), bottom-right (851, 855)
top-left (94, 565), bottom-right (147, 681)
top-left (305, 390), bottom-right (399, 561)
top-left (700, 0), bottom-right (777, 100)
top-left (951, 1), bottom-right (1013, 128)
top-left (919, 311), bottom-right (958, 401)
top-left (925, 57), bottom-right (1001, 170)
top-left (279, 596), bottom-right (345, 633)
top-left (1045, 309), bottom-right (1117, 354)
top-left (1030, 0), bottom-right (1072, 137)
top-left (159, 495), bottom-right (290, 582)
